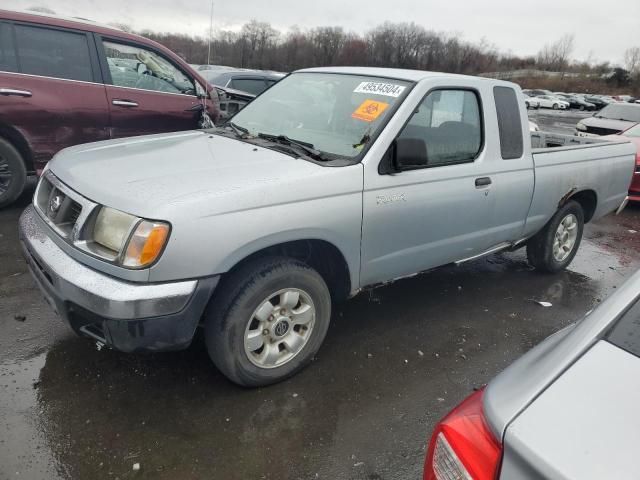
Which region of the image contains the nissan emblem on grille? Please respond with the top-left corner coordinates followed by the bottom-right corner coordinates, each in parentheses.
top-left (49, 194), bottom-right (62, 215)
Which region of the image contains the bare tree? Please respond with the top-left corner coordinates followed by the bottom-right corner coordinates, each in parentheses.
top-left (537, 34), bottom-right (575, 72)
top-left (624, 47), bottom-right (640, 79)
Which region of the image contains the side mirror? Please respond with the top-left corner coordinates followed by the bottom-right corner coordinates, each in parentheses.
top-left (393, 137), bottom-right (429, 171)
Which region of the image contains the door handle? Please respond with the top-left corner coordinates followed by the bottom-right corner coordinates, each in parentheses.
top-left (0, 88), bottom-right (32, 97)
top-left (112, 99), bottom-right (139, 107)
top-left (475, 177), bottom-right (492, 187)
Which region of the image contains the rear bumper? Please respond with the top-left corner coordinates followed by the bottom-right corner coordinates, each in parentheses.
top-left (19, 205), bottom-right (219, 352)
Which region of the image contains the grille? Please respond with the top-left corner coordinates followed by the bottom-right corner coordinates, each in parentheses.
top-left (35, 176), bottom-right (83, 238)
top-left (585, 126), bottom-right (620, 136)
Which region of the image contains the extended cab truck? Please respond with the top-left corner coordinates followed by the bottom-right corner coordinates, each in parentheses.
top-left (19, 67), bottom-right (636, 387)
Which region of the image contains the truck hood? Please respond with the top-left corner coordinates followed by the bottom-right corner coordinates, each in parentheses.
top-left (48, 131), bottom-right (356, 219)
top-left (579, 116), bottom-right (637, 133)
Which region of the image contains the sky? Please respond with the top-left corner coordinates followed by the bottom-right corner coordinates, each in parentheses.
top-left (11, 0), bottom-right (640, 66)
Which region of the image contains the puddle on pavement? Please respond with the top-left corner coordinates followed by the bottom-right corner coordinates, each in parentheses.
top-left (0, 352), bottom-right (63, 479)
top-left (1, 211), bottom-right (638, 480)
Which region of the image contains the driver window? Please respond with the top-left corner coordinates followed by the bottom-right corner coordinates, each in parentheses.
top-left (103, 40), bottom-right (195, 95)
top-left (398, 89), bottom-right (482, 166)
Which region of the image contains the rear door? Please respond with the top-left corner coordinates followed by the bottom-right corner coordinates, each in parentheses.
top-left (96, 38), bottom-right (202, 139)
top-left (0, 21), bottom-right (109, 169)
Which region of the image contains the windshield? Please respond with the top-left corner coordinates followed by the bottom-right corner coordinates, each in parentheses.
top-left (599, 104), bottom-right (640, 122)
top-left (229, 73), bottom-right (412, 158)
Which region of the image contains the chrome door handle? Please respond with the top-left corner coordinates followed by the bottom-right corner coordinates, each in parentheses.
top-left (0, 88), bottom-right (32, 97)
top-left (112, 99), bottom-right (139, 107)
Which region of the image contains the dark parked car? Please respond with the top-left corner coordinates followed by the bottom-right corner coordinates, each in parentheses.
top-left (576, 103), bottom-right (640, 135)
top-left (0, 9), bottom-right (219, 207)
top-left (581, 95), bottom-right (610, 109)
top-left (200, 69), bottom-right (284, 96)
top-left (556, 94), bottom-right (596, 111)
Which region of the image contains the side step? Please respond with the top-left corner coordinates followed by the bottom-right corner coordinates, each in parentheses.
top-left (454, 242), bottom-right (514, 266)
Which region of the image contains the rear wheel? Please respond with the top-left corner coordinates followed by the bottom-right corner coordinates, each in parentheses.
top-left (0, 139), bottom-right (27, 209)
top-left (204, 257), bottom-right (331, 387)
top-left (527, 200), bottom-right (584, 273)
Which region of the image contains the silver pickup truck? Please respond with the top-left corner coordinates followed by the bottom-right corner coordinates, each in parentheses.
top-left (19, 67), bottom-right (636, 386)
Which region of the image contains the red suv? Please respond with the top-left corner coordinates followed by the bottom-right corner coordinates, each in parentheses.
top-left (0, 9), bottom-right (219, 207)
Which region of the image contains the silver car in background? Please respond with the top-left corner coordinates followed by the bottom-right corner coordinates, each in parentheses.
top-left (423, 268), bottom-right (640, 480)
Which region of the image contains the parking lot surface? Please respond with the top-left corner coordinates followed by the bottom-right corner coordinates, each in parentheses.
top-left (2, 176), bottom-right (639, 480)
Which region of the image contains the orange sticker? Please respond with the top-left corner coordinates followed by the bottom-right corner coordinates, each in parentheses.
top-left (351, 99), bottom-right (389, 122)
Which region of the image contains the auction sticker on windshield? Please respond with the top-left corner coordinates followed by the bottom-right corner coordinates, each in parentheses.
top-left (352, 99), bottom-right (389, 122)
top-left (353, 82), bottom-right (406, 97)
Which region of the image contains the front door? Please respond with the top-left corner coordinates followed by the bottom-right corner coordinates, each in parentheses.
top-left (98, 38), bottom-right (203, 139)
top-left (360, 88), bottom-right (496, 286)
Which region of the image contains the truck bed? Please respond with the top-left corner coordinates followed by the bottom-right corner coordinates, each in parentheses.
top-left (523, 131), bottom-right (636, 237)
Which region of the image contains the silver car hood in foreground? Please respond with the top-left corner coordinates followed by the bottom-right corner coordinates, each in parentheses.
top-left (580, 116), bottom-right (637, 133)
top-left (499, 340), bottom-right (640, 479)
top-left (484, 268), bottom-right (640, 440)
top-left (48, 130), bottom-right (336, 219)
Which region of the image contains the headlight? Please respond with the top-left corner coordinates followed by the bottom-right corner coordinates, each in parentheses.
top-left (92, 207), bottom-right (170, 268)
top-left (94, 208), bottom-right (137, 252)
top-left (576, 122), bottom-right (586, 131)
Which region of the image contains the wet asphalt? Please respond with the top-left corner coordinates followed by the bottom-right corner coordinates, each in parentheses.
top-left (1, 113), bottom-right (639, 480)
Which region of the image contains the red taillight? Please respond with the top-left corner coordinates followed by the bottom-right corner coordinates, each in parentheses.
top-left (423, 389), bottom-right (502, 480)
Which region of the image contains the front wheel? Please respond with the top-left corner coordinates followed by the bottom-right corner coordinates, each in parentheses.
top-left (205, 257), bottom-right (331, 387)
top-left (0, 139), bottom-right (27, 209)
top-left (526, 200), bottom-right (584, 273)
top-left (552, 103), bottom-right (559, 110)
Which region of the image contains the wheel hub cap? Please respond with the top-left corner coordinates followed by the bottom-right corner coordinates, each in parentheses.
top-left (244, 288), bottom-right (316, 369)
top-left (552, 214), bottom-right (578, 262)
top-left (272, 319), bottom-right (290, 338)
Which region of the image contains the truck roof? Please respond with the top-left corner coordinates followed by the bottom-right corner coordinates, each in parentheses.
top-left (296, 66), bottom-right (497, 83)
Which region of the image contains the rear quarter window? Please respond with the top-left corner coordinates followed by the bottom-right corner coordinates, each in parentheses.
top-left (229, 78), bottom-right (268, 95)
top-left (494, 86), bottom-right (524, 160)
top-left (607, 299), bottom-right (640, 358)
top-left (14, 24), bottom-right (93, 82)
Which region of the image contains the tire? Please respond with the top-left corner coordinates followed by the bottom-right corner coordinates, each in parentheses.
top-left (0, 138), bottom-right (27, 209)
top-left (579, 105), bottom-right (585, 111)
top-left (204, 256), bottom-right (332, 387)
top-left (552, 103), bottom-right (559, 110)
top-left (526, 200), bottom-right (584, 273)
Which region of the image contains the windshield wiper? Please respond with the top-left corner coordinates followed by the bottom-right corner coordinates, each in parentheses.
top-left (226, 122), bottom-right (250, 138)
top-left (256, 133), bottom-right (329, 161)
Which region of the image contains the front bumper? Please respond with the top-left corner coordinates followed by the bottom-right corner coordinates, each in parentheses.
top-left (19, 205), bottom-right (219, 352)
